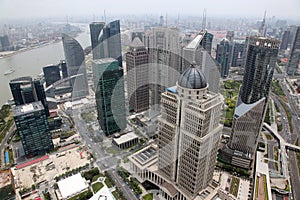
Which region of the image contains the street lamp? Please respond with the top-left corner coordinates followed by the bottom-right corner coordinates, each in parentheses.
top-left (98, 195), bottom-right (107, 200)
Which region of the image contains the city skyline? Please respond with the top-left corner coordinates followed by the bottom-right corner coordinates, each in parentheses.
top-left (1, 0), bottom-right (300, 21)
top-left (0, 2), bottom-right (300, 199)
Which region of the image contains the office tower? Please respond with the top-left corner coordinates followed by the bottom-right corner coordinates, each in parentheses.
top-left (159, 16), bottom-right (164, 27)
top-left (231, 41), bottom-right (245, 67)
top-left (280, 30), bottom-right (290, 50)
top-left (62, 33), bottom-right (89, 99)
top-left (43, 65), bottom-right (61, 87)
top-left (183, 33), bottom-right (220, 93)
top-left (13, 101), bottom-right (53, 156)
top-left (216, 38), bottom-right (232, 78)
top-left (219, 36), bottom-right (279, 169)
top-left (226, 30), bottom-right (234, 42)
top-left (198, 30), bottom-right (213, 54)
top-left (158, 65), bottom-right (223, 199)
top-left (10, 77), bottom-right (49, 116)
top-left (287, 26), bottom-right (300, 76)
top-left (147, 27), bottom-right (181, 115)
top-left (240, 37), bottom-right (280, 104)
top-left (98, 20), bottom-right (122, 67)
top-left (0, 35), bottom-right (10, 51)
top-left (126, 37), bottom-right (149, 113)
top-left (131, 31), bottom-right (143, 42)
top-left (89, 22), bottom-right (105, 59)
top-left (92, 58), bottom-right (126, 136)
top-left (60, 60), bottom-right (68, 78)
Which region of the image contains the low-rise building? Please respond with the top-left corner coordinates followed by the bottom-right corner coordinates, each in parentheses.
top-left (112, 131), bottom-right (139, 149)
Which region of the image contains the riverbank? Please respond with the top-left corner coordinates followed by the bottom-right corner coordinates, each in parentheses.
top-left (0, 40), bottom-right (61, 59)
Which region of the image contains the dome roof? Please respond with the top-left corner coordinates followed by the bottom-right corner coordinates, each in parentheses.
top-left (178, 64), bottom-right (207, 89)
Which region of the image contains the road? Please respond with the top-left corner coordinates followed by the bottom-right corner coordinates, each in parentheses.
top-left (109, 169), bottom-right (138, 200)
top-left (275, 77), bottom-right (300, 200)
top-left (0, 123), bottom-right (15, 167)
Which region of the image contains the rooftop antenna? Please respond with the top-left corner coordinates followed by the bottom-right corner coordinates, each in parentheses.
top-left (202, 8), bottom-right (207, 30)
top-left (104, 9), bottom-right (107, 23)
top-left (259, 10), bottom-right (267, 36)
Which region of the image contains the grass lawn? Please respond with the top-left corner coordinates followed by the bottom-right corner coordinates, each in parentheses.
top-left (106, 146), bottom-right (121, 154)
top-left (229, 177), bottom-right (240, 197)
top-left (112, 191), bottom-right (118, 199)
top-left (92, 174), bottom-right (104, 182)
top-left (265, 133), bottom-right (273, 140)
top-left (105, 178), bottom-right (113, 188)
top-left (68, 189), bottom-right (92, 200)
top-left (92, 182), bottom-right (104, 193)
top-left (142, 193), bottom-right (153, 200)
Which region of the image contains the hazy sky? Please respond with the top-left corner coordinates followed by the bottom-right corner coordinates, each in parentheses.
top-left (1, 0), bottom-right (300, 20)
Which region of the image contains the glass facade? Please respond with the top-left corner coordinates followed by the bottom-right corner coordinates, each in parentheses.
top-left (10, 76), bottom-right (49, 116)
top-left (13, 102), bottom-right (53, 156)
top-left (92, 58), bottom-right (126, 136)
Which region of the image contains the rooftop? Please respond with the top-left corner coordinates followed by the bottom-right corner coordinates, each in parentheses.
top-left (57, 173), bottom-right (88, 199)
top-left (92, 58), bottom-right (118, 65)
top-left (113, 132), bottom-right (139, 145)
top-left (178, 64), bottom-right (207, 89)
top-left (134, 146), bottom-right (156, 164)
top-left (13, 101), bottom-right (44, 116)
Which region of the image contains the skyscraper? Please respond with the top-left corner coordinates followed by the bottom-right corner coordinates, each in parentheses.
top-left (13, 101), bottom-right (53, 156)
top-left (60, 60), bottom-right (68, 79)
top-left (89, 22), bottom-right (105, 60)
top-left (240, 36), bottom-right (279, 104)
top-left (219, 36), bottom-right (279, 169)
top-left (92, 58), bottom-right (126, 136)
top-left (10, 77), bottom-right (49, 116)
top-left (280, 30), bottom-right (290, 51)
top-left (126, 37), bottom-right (149, 113)
top-left (287, 26), bottom-right (300, 76)
top-left (98, 20), bottom-right (122, 67)
top-left (62, 33), bottom-right (89, 99)
top-left (231, 41), bottom-right (245, 67)
top-left (183, 33), bottom-right (220, 93)
top-left (216, 38), bottom-right (232, 78)
top-left (43, 65), bottom-right (61, 87)
top-left (158, 65), bottom-right (223, 199)
top-left (147, 27), bottom-right (181, 115)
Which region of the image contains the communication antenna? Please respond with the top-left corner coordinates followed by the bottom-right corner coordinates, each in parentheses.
top-left (104, 9), bottom-right (107, 23)
top-left (177, 13), bottom-right (180, 28)
top-left (165, 13), bottom-right (168, 27)
top-left (202, 8), bottom-right (207, 30)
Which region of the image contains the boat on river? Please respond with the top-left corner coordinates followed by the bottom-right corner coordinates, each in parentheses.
top-left (4, 68), bottom-right (15, 75)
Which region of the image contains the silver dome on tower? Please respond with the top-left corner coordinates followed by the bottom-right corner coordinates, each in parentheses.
top-left (178, 64), bottom-right (207, 89)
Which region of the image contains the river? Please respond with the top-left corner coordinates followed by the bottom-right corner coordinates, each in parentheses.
top-left (0, 23), bottom-right (90, 106)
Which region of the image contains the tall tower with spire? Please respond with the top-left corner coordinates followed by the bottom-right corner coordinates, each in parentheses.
top-left (258, 11), bottom-right (267, 37)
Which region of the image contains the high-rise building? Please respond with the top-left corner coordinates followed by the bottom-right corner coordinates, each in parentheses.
top-left (89, 22), bottom-right (105, 60)
top-left (198, 30), bottom-right (213, 55)
top-left (219, 36), bottom-right (279, 169)
top-left (10, 77), bottom-right (49, 116)
top-left (98, 20), bottom-right (122, 67)
top-left (13, 101), bottom-right (53, 156)
top-left (60, 60), bottom-right (68, 79)
top-left (147, 27), bottom-right (181, 115)
top-left (287, 26), bottom-right (300, 76)
top-left (126, 37), bottom-right (149, 113)
top-left (280, 30), bottom-right (290, 51)
top-left (62, 33), bottom-right (89, 99)
top-left (231, 41), bottom-right (245, 67)
top-left (240, 36), bottom-right (279, 104)
top-left (92, 58), bottom-right (126, 136)
top-left (158, 65), bottom-right (223, 199)
top-left (43, 65), bottom-right (61, 87)
top-left (216, 38), bottom-right (232, 78)
top-left (183, 33), bottom-right (220, 93)
top-left (0, 35), bottom-right (10, 51)
top-left (226, 30), bottom-right (234, 42)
